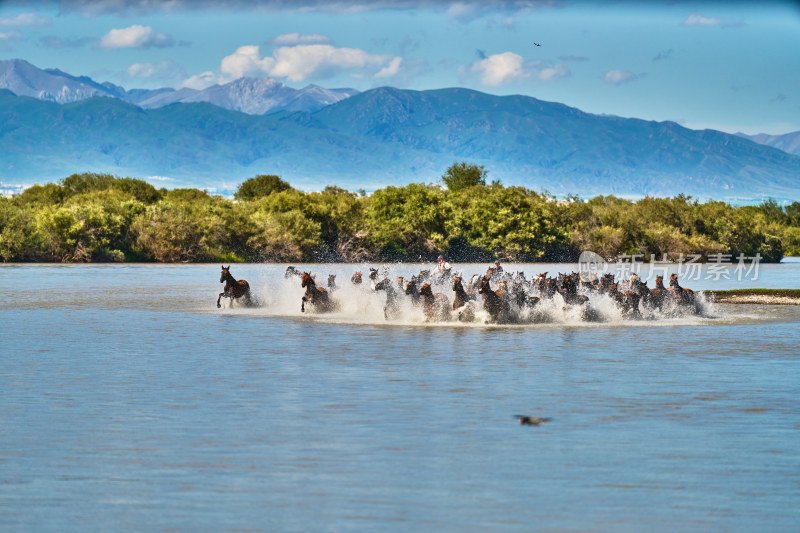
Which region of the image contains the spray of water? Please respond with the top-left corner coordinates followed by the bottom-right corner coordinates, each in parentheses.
top-left (216, 265), bottom-right (725, 328)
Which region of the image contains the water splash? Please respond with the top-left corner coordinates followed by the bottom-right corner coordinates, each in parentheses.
top-left (216, 265), bottom-right (727, 328)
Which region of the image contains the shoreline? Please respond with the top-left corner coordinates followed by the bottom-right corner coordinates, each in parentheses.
top-left (703, 289), bottom-right (800, 305)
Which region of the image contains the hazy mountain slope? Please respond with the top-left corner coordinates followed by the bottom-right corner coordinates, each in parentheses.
top-left (0, 59), bottom-right (113, 103)
top-left (136, 78), bottom-right (359, 114)
top-left (738, 131), bottom-right (800, 157)
top-left (1, 87), bottom-right (798, 200)
top-left (307, 87), bottom-right (800, 198)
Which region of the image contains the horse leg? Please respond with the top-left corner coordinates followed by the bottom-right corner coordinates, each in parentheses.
top-left (217, 292), bottom-right (225, 308)
top-left (301, 296), bottom-right (307, 313)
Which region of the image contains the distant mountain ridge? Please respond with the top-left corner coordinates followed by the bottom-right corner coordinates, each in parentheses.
top-left (0, 59), bottom-right (359, 114)
top-left (736, 131), bottom-right (800, 157)
top-left (1, 85), bottom-right (799, 201)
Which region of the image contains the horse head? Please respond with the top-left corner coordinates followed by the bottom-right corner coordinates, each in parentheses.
top-left (478, 275), bottom-right (492, 294)
top-left (452, 276), bottom-right (463, 291)
top-left (369, 268), bottom-right (379, 281)
top-left (301, 272), bottom-right (315, 289)
top-left (220, 265), bottom-right (231, 283)
top-left (419, 283), bottom-right (433, 297)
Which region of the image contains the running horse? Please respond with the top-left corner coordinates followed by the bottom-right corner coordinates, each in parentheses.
top-left (668, 273), bottom-right (696, 307)
top-left (301, 272), bottom-right (334, 313)
top-left (452, 276), bottom-right (476, 310)
top-left (419, 283), bottom-right (451, 321)
top-left (478, 275), bottom-right (512, 323)
top-left (217, 265), bottom-right (252, 308)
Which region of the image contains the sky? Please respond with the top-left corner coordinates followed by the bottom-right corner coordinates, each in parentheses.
top-left (1, 0), bottom-right (799, 135)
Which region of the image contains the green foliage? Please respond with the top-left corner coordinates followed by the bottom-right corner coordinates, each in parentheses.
top-left (441, 161), bottom-right (488, 191)
top-left (445, 185), bottom-right (569, 261)
top-left (234, 174), bottom-right (292, 201)
top-left (1, 172), bottom-right (797, 263)
top-left (61, 173), bottom-right (162, 204)
top-left (367, 184), bottom-right (449, 260)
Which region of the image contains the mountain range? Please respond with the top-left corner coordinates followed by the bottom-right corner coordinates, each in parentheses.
top-left (1, 58), bottom-right (798, 201)
top-left (736, 131), bottom-right (800, 158)
top-left (0, 59), bottom-right (358, 114)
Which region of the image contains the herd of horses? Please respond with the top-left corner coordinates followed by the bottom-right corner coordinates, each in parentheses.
top-left (218, 264), bottom-right (702, 324)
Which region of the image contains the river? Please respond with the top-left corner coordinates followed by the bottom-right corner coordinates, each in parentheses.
top-left (1, 263), bottom-right (799, 532)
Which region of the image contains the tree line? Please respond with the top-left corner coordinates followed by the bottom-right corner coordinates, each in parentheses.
top-left (0, 165), bottom-right (796, 263)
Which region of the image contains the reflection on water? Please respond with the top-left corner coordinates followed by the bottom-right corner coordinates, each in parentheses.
top-left (1, 264), bottom-right (799, 532)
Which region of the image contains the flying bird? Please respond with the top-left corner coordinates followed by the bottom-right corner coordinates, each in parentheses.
top-left (534, 42), bottom-right (541, 47)
top-left (515, 415), bottom-right (552, 426)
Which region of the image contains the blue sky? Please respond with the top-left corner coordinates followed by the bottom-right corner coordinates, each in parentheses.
top-left (1, 0), bottom-right (799, 135)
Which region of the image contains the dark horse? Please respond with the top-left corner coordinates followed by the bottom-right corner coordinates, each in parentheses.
top-left (478, 275), bottom-right (512, 323)
top-left (217, 265), bottom-right (252, 308)
top-left (301, 272), bottom-right (334, 313)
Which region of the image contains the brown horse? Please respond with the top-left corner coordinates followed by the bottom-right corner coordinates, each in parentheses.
top-left (301, 272), bottom-right (334, 313)
top-left (558, 272), bottom-right (589, 305)
top-left (217, 265), bottom-right (252, 308)
top-left (598, 273), bottom-right (615, 295)
top-left (419, 283), bottom-right (451, 321)
top-left (608, 282), bottom-right (640, 316)
top-left (631, 277), bottom-right (655, 309)
top-left (650, 275), bottom-right (669, 308)
top-left (478, 275), bottom-right (512, 323)
top-left (452, 276), bottom-right (476, 310)
top-left (669, 273), bottom-right (696, 306)
top-left (535, 273), bottom-right (557, 299)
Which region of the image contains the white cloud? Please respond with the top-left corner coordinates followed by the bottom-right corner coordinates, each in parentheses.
top-left (447, 2), bottom-right (480, 21)
top-left (464, 52), bottom-right (569, 86)
top-left (268, 33), bottom-right (330, 45)
top-left (98, 25), bottom-right (174, 49)
top-left (684, 13), bottom-right (743, 28)
top-left (182, 70), bottom-right (218, 89)
top-left (604, 69), bottom-right (644, 85)
top-left (220, 45), bottom-right (276, 79)
top-left (0, 12), bottom-right (50, 27)
top-left (217, 43), bottom-right (401, 83)
top-left (375, 56), bottom-right (403, 78)
top-left (269, 44), bottom-right (396, 82)
top-left (469, 52), bottom-right (524, 85)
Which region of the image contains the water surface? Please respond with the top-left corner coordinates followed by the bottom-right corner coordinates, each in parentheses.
top-left (1, 263), bottom-right (799, 532)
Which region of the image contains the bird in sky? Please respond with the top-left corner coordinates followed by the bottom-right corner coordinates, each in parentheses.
top-left (534, 42), bottom-right (541, 47)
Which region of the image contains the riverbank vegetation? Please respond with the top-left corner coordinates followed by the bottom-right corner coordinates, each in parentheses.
top-left (1, 166), bottom-right (797, 263)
